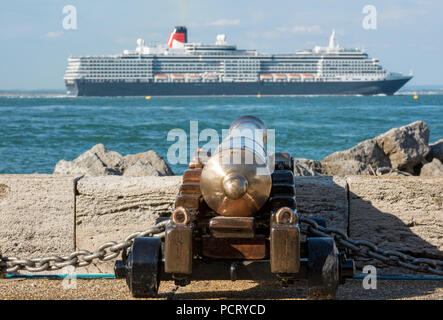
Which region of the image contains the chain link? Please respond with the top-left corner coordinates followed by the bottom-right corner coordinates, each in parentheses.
top-left (299, 216), bottom-right (443, 276)
top-left (1, 216), bottom-right (442, 276)
top-left (0, 220), bottom-right (169, 274)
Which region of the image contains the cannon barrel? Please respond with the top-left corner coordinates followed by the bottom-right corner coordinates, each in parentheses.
top-left (200, 116), bottom-right (272, 217)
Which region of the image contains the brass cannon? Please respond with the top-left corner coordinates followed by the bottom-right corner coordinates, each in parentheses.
top-left (115, 116), bottom-right (354, 299)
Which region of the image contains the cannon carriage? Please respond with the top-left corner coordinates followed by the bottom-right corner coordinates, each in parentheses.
top-left (115, 116), bottom-right (354, 299)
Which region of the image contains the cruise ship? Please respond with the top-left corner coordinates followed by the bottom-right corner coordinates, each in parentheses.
top-left (64, 26), bottom-right (412, 96)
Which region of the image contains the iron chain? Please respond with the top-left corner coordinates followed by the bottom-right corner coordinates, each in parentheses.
top-left (299, 216), bottom-right (443, 276)
top-left (1, 217), bottom-right (442, 276)
top-left (0, 220), bottom-right (169, 274)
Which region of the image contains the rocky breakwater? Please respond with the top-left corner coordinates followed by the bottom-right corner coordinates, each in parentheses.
top-left (53, 144), bottom-right (174, 177)
top-left (294, 121), bottom-right (443, 177)
top-left (53, 121), bottom-right (443, 178)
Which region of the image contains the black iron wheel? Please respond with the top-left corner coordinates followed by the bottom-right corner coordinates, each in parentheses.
top-left (306, 237), bottom-right (339, 300)
top-left (126, 237), bottom-right (162, 298)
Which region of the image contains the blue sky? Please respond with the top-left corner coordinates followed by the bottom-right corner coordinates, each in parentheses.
top-left (1, 0), bottom-right (442, 90)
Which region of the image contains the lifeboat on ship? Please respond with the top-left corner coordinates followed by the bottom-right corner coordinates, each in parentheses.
top-left (204, 73), bottom-right (219, 82)
top-left (154, 74), bottom-right (169, 82)
top-left (287, 73), bottom-right (302, 82)
top-left (260, 74), bottom-right (273, 82)
top-left (187, 74), bottom-right (202, 82)
top-left (303, 74), bottom-right (315, 82)
top-left (171, 74), bottom-right (185, 82)
top-left (273, 73), bottom-right (287, 82)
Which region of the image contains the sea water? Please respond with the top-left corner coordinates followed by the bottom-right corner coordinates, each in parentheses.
top-left (0, 95), bottom-right (442, 174)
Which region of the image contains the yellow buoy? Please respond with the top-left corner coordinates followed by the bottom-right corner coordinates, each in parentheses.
top-left (257, 93), bottom-right (262, 98)
top-left (145, 96), bottom-right (151, 100)
top-left (413, 92), bottom-right (418, 100)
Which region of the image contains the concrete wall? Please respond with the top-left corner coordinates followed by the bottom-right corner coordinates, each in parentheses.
top-left (76, 176), bottom-right (181, 273)
top-left (0, 174), bottom-right (442, 275)
top-left (0, 175), bottom-right (76, 259)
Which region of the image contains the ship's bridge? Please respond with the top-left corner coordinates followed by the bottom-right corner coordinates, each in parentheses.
top-left (183, 43), bottom-right (257, 56)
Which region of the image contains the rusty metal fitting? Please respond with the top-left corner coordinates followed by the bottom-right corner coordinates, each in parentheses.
top-left (171, 207), bottom-right (190, 225)
top-left (275, 207), bottom-right (298, 225)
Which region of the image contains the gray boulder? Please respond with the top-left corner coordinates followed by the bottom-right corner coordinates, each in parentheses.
top-left (321, 121), bottom-right (431, 176)
top-left (420, 158), bottom-right (443, 177)
top-left (375, 166), bottom-right (413, 177)
top-left (429, 139), bottom-right (443, 162)
top-left (293, 158), bottom-right (323, 176)
top-left (321, 138), bottom-right (391, 175)
top-left (54, 144), bottom-right (174, 177)
top-left (375, 121), bottom-right (430, 173)
top-left (378, 168), bottom-right (412, 177)
top-left (54, 144), bottom-right (123, 176)
top-left (375, 166), bottom-right (393, 175)
top-left (122, 150), bottom-right (174, 177)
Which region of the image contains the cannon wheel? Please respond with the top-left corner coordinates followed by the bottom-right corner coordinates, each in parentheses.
top-left (306, 237), bottom-right (339, 300)
top-left (126, 237), bottom-right (162, 298)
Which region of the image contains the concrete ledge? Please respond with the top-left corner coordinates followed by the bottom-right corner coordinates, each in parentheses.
top-left (1, 174), bottom-right (442, 276)
top-left (0, 175), bottom-right (77, 259)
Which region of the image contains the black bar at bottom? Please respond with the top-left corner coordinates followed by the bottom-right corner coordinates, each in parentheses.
top-left (160, 258), bottom-right (309, 281)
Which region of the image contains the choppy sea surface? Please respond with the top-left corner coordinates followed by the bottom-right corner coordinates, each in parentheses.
top-left (0, 95), bottom-right (442, 175)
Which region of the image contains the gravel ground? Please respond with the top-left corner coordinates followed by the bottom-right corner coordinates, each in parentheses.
top-left (0, 278), bottom-right (442, 300)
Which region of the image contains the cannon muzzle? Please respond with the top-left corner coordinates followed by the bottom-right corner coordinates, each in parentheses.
top-left (200, 116), bottom-right (272, 217)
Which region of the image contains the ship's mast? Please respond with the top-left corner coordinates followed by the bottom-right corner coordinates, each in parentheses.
top-left (328, 29), bottom-right (338, 50)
